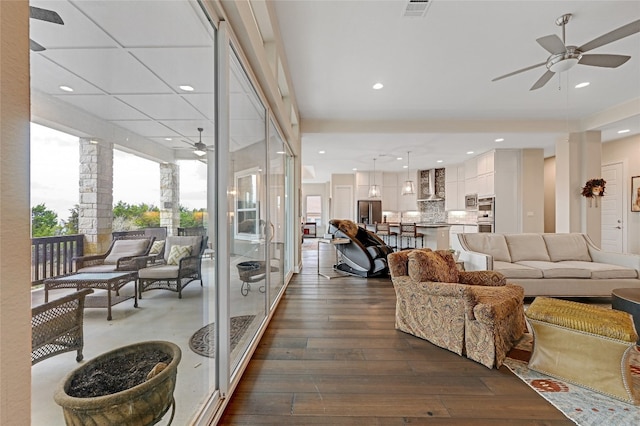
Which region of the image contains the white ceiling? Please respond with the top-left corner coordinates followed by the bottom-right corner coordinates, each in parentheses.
top-left (273, 1), bottom-right (640, 183)
top-left (28, 1), bottom-right (640, 179)
top-left (29, 0), bottom-right (265, 158)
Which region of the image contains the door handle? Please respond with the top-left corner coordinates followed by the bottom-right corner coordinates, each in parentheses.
top-left (615, 226), bottom-right (622, 229)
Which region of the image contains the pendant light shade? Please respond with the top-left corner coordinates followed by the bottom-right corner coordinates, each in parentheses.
top-left (368, 158), bottom-right (380, 198)
top-left (402, 151), bottom-right (415, 195)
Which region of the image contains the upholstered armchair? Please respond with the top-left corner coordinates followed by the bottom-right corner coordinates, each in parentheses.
top-left (388, 248), bottom-right (526, 368)
top-left (138, 235), bottom-right (208, 299)
top-left (74, 236), bottom-right (155, 273)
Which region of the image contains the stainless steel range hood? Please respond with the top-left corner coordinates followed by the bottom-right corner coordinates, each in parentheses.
top-left (417, 169), bottom-right (443, 201)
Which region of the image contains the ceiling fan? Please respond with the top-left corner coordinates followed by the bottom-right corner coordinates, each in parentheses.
top-left (181, 128), bottom-right (212, 157)
top-left (29, 6), bottom-right (64, 52)
top-left (492, 14), bottom-right (640, 90)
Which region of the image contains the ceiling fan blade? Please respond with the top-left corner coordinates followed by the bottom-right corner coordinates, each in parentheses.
top-left (30, 39), bottom-right (46, 52)
top-left (530, 70), bottom-right (555, 91)
top-left (29, 6), bottom-right (64, 25)
top-left (579, 54), bottom-right (631, 68)
top-left (578, 19), bottom-right (640, 52)
top-left (491, 62), bottom-right (546, 82)
top-left (536, 34), bottom-right (566, 54)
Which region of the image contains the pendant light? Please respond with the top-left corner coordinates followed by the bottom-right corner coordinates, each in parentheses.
top-left (194, 127), bottom-right (207, 156)
top-left (368, 157), bottom-right (380, 198)
top-left (402, 151), bottom-right (415, 195)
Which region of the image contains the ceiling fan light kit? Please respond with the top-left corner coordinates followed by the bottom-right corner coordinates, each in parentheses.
top-left (492, 13), bottom-right (640, 90)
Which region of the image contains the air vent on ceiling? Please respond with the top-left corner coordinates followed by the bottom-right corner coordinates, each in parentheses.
top-left (403, 0), bottom-right (431, 18)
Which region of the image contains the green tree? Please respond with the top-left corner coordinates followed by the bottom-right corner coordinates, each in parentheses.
top-left (60, 205), bottom-right (79, 235)
top-left (113, 201), bottom-right (160, 228)
top-left (180, 206), bottom-right (207, 228)
top-left (31, 203), bottom-right (60, 237)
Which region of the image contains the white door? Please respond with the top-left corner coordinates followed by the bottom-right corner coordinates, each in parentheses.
top-left (333, 185), bottom-right (353, 221)
top-left (601, 163), bottom-right (624, 252)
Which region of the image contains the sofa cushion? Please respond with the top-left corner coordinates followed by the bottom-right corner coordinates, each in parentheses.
top-left (505, 234), bottom-right (550, 262)
top-left (104, 239), bottom-right (149, 264)
top-left (492, 261), bottom-right (543, 279)
top-left (558, 261), bottom-right (639, 279)
top-left (461, 234), bottom-right (511, 262)
top-left (516, 261), bottom-right (591, 278)
top-left (542, 233), bottom-right (592, 262)
top-left (408, 250), bottom-right (458, 283)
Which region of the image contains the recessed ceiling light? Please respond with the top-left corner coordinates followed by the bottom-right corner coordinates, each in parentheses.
top-left (436, 160), bottom-right (443, 163)
top-left (352, 168), bottom-right (358, 171)
top-left (466, 151), bottom-right (474, 155)
top-left (165, 137), bottom-right (172, 141)
top-left (318, 150), bottom-right (325, 154)
top-left (575, 82), bottom-right (590, 89)
top-left (372, 83), bottom-right (384, 90)
top-left (276, 151), bottom-right (286, 154)
top-left (397, 157), bottom-right (403, 160)
top-left (618, 129), bottom-right (630, 134)
top-left (179, 85), bottom-right (194, 91)
top-left (495, 138), bottom-right (504, 142)
top-left (59, 85), bottom-right (74, 92)
top-left (403, 165), bottom-right (408, 169)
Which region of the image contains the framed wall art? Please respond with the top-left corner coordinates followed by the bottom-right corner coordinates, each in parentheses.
top-left (632, 176), bottom-right (640, 212)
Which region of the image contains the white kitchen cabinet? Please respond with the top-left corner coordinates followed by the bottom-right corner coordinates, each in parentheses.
top-left (464, 158), bottom-right (477, 180)
top-left (463, 224), bottom-right (478, 233)
top-left (445, 181), bottom-right (458, 210)
top-left (477, 172), bottom-right (495, 197)
top-left (445, 164), bottom-right (466, 210)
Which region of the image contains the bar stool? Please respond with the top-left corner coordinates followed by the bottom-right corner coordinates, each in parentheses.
top-left (375, 222), bottom-right (397, 249)
top-left (400, 223), bottom-right (424, 249)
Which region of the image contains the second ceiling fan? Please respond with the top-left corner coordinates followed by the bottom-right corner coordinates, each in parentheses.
top-left (492, 14), bottom-right (640, 90)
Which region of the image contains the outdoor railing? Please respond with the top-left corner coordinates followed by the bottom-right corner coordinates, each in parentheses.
top-left (31, 234), bottom-right (84, 285)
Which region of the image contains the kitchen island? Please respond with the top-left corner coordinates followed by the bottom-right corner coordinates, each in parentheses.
top-left (366, 223), bottom-right (451, 250)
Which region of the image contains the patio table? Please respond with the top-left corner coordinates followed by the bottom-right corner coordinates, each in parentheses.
top-left (44, 272), bottom-right (137, 321)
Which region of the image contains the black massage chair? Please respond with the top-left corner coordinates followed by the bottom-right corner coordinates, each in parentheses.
top-left (327, 219), bottom-right (394, 278)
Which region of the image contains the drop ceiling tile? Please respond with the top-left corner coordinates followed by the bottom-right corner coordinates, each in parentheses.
top-left (129, 47), bottom-right (215, 94)
top-left (116, 94), bottom-right (204, 120)
top-left (110, 120), bottom-right (175, 138)
top-left (30, 54), bottom-right (103, 95)
top-left (54, 95), bottom-right (149, 121)
top-left (74, 0), bottom-right (214, 47)
top-left (42, 48), bottom-right (173, 94)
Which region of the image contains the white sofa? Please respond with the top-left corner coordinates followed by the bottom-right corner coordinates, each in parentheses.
top-left (452, 233), bottom-right (640, 297)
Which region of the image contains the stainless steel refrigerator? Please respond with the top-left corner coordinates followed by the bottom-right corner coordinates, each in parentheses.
top-left (357, 200), bottom-right (382, 224)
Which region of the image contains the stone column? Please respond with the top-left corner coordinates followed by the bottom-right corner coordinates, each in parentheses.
top-left (78, 138), bottom-right (114, 254)
top-left (160, 163), bottom-right (180, 236)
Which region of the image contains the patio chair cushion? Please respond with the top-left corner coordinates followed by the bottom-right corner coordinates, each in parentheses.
top-left (103, 239), bottom-right (150, 264)
top-left (167, 245), bottom-right (192, 265)
top-left (138, 264), bottom-right (180, 279)
top-left (163, 236), bottom-right (202, 263)
top-left (149, 240), bottom-right (165, 255)
top-left (76, 264), bottom-right (120, 273)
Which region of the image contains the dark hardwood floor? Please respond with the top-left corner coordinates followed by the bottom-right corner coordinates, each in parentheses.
top-left (219, 241), bottom-right (572, 425)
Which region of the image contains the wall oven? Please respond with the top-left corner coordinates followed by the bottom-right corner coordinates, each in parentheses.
top-left (477, 197), bottom-right (495, 233)
top-left (465, 194), bottom-right (478, 210)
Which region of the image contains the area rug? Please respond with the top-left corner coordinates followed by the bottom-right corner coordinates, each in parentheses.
top-left (504, 334), bottom-right (640, 425)
top-left (189, 315), bottom-right (255, 358)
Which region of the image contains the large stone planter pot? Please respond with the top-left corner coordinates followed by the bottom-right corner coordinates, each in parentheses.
top-left (54, 341), bottom-right (181, 426)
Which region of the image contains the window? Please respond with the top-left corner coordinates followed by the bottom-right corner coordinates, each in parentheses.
top-left (306, 195), bottom-right (322, 224)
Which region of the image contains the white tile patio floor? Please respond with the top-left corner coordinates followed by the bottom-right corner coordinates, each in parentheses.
top-left (31, 257), bottom-right (266, 425)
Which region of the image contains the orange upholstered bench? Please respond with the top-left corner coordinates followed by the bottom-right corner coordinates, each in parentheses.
top-left (525, 297), bottom-right (639, 404)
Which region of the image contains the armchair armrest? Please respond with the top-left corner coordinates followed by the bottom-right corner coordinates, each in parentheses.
top-left (73, 254), bottom-right (107, 269)
top-left (116, 255), bottom-right (149, 271)
top-left (450, 235), bottom-right (492, 271)
top-left (467, 284), bottom-right (524, 324)
top-left (459, 271), bottom-right (506, 287)
top-left (177, 254), bottom-right (200, 274)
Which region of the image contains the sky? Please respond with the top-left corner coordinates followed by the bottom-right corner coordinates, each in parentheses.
top-left (30, 123), bottom-right (208, 220)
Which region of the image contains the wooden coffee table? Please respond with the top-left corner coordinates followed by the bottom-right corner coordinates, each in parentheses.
top-left (612, 287), bottom-right (640, 345)
top-left (44, 272), bottom-right (138, 321)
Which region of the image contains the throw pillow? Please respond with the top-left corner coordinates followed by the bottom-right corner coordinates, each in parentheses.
top-left (167, 245), bottom-right (192, 265)
top-left (408, 249), bottom-right (458, 283)
top-left (149, 240), bottom-right (165, 255)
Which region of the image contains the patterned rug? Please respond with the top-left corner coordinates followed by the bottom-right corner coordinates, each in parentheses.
top-left (504, 334), bottom-right (640, 425)
top-left (189, 315), bottom-right (255, 358)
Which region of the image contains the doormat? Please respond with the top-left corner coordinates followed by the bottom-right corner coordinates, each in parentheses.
top-left (189, 315), bottom-right (255, 358)
top-left (504, 334), bottom-right (640, 425)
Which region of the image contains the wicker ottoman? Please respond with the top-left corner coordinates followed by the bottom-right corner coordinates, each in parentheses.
top-left (525, 297), bottom-right (639, 404)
